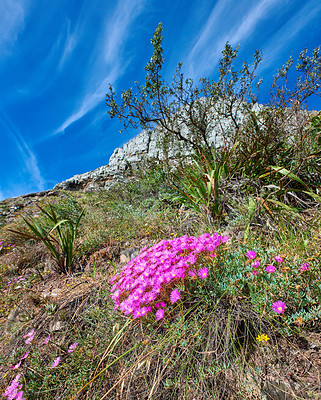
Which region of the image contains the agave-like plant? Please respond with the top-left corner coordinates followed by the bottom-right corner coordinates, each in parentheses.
top-left (257, 165), bottom-right (321, 232)
top-left (12, 203), bottom-right (84, 274)
top-left (170, 143), bottom-right (239, 224)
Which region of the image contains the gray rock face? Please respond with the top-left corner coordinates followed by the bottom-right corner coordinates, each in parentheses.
top-left (54, 129), bottom-right (161, 191)
top-left (53, 164), bottom-right (127, 191)
top-left (108, 130), bottom-right (153, 170)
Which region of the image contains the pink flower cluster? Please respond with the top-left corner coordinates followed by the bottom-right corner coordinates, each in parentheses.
top-left (110, 233), bottom-right (229, 320)
top-left (4, 329), bottom-right (79, 398)
top-left (246, 251), bottom-right (284, 275)
top-left (299, 262), bottom-right (310, 271)
top-left (245, 251), bottom-right (312, 316)
top-left (247, 250), bottom-right (311, 277)
top-left (0, 241), bottom-right (16, 252)
top-left (3, 374), bottom-right (25, 400)
top-left (2, 276), bottom-right (25, 294)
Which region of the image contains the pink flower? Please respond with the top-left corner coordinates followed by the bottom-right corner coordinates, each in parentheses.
top-left (299, 262), bottom-right (310, 271)
top-left (160, 301), bottom-right (166, 307)
top-left (251, 260), bottom-right (260, 268)
top-left (23, 329), bottom-right (34, 338)
top-left (188, 269), bottom-right (197, 278)
top-left (20, 352), bottom-right (29, 360)
top-left (252, 270), bottom-right (259, 275)
top-left (50, 356), bottom-right (61, 368)
top-left (11, 361), bottom-right (22, 370)
top-left (23, 329), bottom-right (34, 345)
top-left (265, 265), bottom-right (276, 273)
top-left (3, 374), bottom-right (25, 400)
top-left (246, 251), bottom-right (257, 259)
top-left (170, 289), bottom-right (181, 304)
top-left (197, 267), bottom-right (208, 279)
top-left (15, 392), bottom-right (25, 400)
top-left (68, 342), bottom-right (78, 353)
top-left (155, 309), bottom-right (164, 321)
top-left (140, 307), bottom-right (148, 316)
top-left (221, 235), bottom-right (230, 243)
top-left (133, 309), bottom-right (142, 319)
top-left (274, 255), bottom-right (283, 263)
top-left (272, 301), bottom-right (286, 314)
top-left (25, 336), bottom-right (34, 345)
top-left (43, 335), bottom-right (50, 345)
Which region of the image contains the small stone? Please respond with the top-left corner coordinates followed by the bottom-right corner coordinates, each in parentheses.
top-left (51, 289), bottom-right (61, 297)
top-left (120, 247), bottom-right (140, 264)
top-left (41, 289), bottom-right (51, 299)
top-left (50, 320), bottom-right (65, 332)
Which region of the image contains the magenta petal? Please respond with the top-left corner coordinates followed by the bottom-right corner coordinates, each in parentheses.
top-left (20, 352), bottom-right (29, 360)
top-left (155, 309), bottom-right (164, 321)
top-left (272, 301), bottom-right (286, 314)
top-left (246, 251), bottom-right (257, 259)
top-left (11, 361), bottom-right (22, 370)
top-left (50, 356), bottom-right (61, 368)
top-left (265, 265), bottom-right (276, 273)
top-left (43, 335), bottom-right (50, 345)
top-left (170, 289), bottom-right (181, 304)
top-left (299, 262), bottom-right (310, 271)
top-left (23, 329), bottom-right (34, 339)
top-left (68, 342), bottom-right (78, 353)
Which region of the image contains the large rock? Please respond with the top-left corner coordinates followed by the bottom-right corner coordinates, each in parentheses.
top-left (53, 102), bottom-right (272, 192)
top-left (53, 165), bottom-right (127, 191)
top-left (54, 115), bottom-right (239, 191)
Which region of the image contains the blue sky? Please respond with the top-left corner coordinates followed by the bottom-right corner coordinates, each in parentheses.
top-left (1, 0), bottom-right (321, 200)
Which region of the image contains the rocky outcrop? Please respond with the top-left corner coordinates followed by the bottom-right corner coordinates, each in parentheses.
top-left (53, 164), bottom-right (127, 192)
top-left (53, 130), bottom-right (156, 191)
top-left (53, 107), bottom-right (244, 191)
top-left (54, 102), bottom-right (276, 192)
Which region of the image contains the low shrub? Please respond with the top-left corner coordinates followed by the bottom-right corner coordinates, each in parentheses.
top-left (110, 233), bottom-right (320, 334)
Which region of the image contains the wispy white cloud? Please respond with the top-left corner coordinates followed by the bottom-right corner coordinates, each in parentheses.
top-left (260, 0), bottom-right (321, 70)
top-left (187, 0), bottom-right (227, 65)
top-left (58, 21), bottom-right (78, 70)
top-left (0, 0), bottom-right (30, 56)
top-left (54, 0), bottom-right (145, 135)
top-left (228, 0), bottom-right (279, 46)
top-left (102, 0), bottom-right (143, 63)
top-left (0, 109), bottom-right (45, 192)
top-left (54, 73), bottom-right (121, 133)
top-left (12, 18), bottom-right (79, 99)
top-left (185, 0), bottom-right (280, 78)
